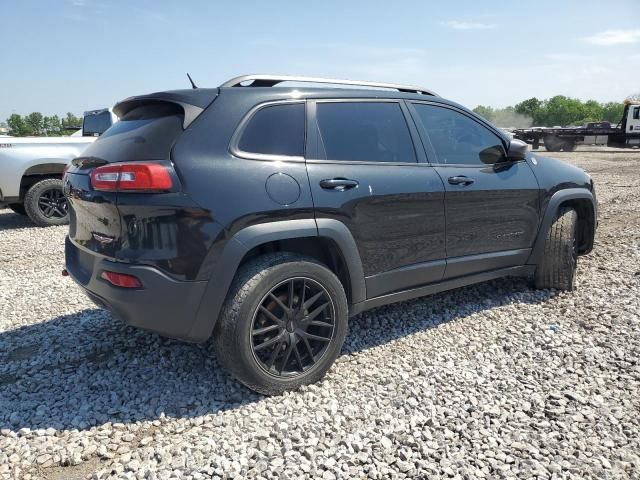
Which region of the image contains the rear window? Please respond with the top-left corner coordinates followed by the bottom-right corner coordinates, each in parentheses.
top-left (316, 102), bottom-right (416, 163)
top-left (237, 103), bottom-right (305, 157)
top-left (81, 102), bottom-right (184, 163)
top-left (83, 111), bottom-right (112, 137)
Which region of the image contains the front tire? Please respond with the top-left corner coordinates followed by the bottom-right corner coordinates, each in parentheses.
top-left (24, 178), bottom-right (69, 227)
top-left (534, 207), bottom-right (578, 291)
top-left (214, 253), bottom-right (348, 395)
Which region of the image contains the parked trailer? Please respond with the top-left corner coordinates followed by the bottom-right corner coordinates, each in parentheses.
top-left (513, 100), bottom-right (640, 151)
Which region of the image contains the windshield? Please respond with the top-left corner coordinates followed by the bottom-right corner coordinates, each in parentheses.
top-left (83, 111), bottom-right (113, 137)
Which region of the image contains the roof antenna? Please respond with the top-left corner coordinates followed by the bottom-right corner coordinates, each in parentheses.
top-left (187, 73), bottom-right (198, 89)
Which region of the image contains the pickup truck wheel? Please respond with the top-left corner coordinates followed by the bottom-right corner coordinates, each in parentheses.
top-left (214, 253), bottom-right (348, 395)
top-left (543, 135), bottom-right (564, 152)
top-left (534, 207), bottom-right (578, 291)
top-left (24, 178), bottom-right (69, 227)
top-left (7, 203), bottom-right (27, 215)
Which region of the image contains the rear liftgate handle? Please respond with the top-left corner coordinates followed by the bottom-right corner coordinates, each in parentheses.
top-left (320, 178), bottom-right (359, 191)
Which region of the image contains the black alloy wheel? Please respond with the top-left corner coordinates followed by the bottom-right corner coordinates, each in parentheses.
top-left (37, 188), bottom-right (68, 218)
top-left (251, 277), bottom-right (336, 377)
top-left (214, 253), bottom-right (349, 395)
top-left (24, 178), bottom-right (70, 227)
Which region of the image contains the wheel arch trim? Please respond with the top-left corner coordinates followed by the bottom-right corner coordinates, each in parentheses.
top-left (189, 218), bottom-right (366, 342)
top-left (528, 188), bottom-right (596, 265)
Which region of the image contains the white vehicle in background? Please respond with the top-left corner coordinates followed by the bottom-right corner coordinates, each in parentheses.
top-left (514, 99), bottom-right (640, 151)
top-left (0, 109), bottom-right (116, 226)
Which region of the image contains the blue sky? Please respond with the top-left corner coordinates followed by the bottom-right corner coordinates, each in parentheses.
top-left (1, 0), bottom-right (638, 120)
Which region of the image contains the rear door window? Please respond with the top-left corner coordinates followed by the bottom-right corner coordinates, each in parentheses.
top-left (237, 103), bottom-right (305, 157)
top-left (315, 102), bottom-right (416, 163)
top-left (413, 104), bottom-right (507, 166)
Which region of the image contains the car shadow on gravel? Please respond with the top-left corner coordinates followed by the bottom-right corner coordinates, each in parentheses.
top-left (342, 277), bottom-right (553, 355)
top-left (0, 277), bottom-right (553, 432)
top-left (0, 210), bottom-right (35, 231)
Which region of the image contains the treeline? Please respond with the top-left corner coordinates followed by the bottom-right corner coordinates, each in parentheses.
top-left (2, 112), bottom-right (83, 137)
top-left (473, 96), bottom-right (625, 128)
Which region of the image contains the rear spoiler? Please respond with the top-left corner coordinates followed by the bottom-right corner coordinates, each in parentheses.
top-left (113, 88), bottom-right (219, 129)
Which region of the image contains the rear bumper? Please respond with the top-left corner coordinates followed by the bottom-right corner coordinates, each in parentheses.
top-left (65, 236), bottom-right (208, 342)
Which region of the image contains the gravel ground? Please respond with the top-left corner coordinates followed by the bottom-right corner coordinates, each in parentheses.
top-left (1, 147), bottom-right (639, 480)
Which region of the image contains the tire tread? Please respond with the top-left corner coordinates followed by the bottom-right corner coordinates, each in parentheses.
top-left (24, 178), bottom-right (69, 227)
top-left (213, 252), bottom-right (348, 395)
top-left (535, 207), bottom-right (577, 290)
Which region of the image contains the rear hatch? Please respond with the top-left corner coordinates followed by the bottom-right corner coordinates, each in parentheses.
top-left (64, 89), bottom-right (218, 263)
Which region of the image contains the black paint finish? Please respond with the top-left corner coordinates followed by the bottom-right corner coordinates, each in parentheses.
top-left (434, 161), bottom-right (540, 271)
top-left (64, 84), bottom-right (597, 343)
top-left (307, 162), bottom-right (446, 277)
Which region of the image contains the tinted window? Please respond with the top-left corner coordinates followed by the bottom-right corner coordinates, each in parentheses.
top-left (82, 102), bottom-right (184, 162)
top-left (83, 111), bottom-right (113, 137)
top-left (238, 103), bottom-right (305, 157)
top-left (413, 104), bottom-right (506, 165)
top-left (316, 102), bottom-right (416, 163)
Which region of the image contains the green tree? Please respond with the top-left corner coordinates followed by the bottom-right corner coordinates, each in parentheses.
top-left (582, 100), bottom-right (602, 119)
top-left (477, 97), bottom-right (627, 128)
top-left (536, 96), bottom-right (584, 126)
top-left (25, 112), bottom-right (45, 136)
top-left (601, 102), bottom-right (625, 124)
top-left (7, 114), bottom-right (32, 136)
top-left (62, 112), bottom-right (82, 130)
top-left (43, 115), bottom-right (63, 136)
top-left (515, 97), bottom-right (543, 124)
top-left (472, 105), bottom-right (495, 122)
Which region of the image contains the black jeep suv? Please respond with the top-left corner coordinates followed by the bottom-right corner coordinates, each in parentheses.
top-left (64, 75), bottom-right (597, 394)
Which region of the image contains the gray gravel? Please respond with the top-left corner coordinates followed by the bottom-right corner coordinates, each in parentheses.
top-left (1, 147), bottom-right (639, 479)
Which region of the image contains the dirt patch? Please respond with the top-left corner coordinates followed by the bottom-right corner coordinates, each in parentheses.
top-left (43, 457), bottom-right (105, 480)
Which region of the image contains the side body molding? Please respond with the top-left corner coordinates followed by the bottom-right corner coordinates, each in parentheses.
top-left (527, 187), bottom-right (596, 265)
top-left (188, 218), bottom-right (366, 342)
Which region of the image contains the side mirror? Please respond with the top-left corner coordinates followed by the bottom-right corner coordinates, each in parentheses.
top-left (508, 139), bottom-right (528, 161)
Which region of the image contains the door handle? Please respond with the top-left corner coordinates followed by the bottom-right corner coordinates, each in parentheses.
top-left (320, 178), bottom-right (359, 190)
top-left (448, 176), bottom-right (475, 186)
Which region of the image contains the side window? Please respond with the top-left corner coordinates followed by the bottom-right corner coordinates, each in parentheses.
top-left (634, 106), bottom-right (640, 120)
top-left (237, 103), bottom-right (305, 157)
top-left (316, 102), bottom-right (416, 163)
top-left (413, 104), bottom-right (507, 166)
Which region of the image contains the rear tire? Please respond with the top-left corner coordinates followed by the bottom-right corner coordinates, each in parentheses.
top-left (543, 135), bottom-right (564, 152)
top-left (7, 203), bottom-right (26, 215)
top-left (534, 207), bottom-right (578, 291)
top-left (214, 253), bottom-right (348, 395)
top-left (562, 140), bottom-right (577, 152)
top-left (24, 178), bottom-right (69, 227)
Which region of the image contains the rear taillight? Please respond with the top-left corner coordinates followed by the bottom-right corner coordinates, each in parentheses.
top-left (90, 162), bottom-right (173, 192)
top-left (100, 271), bottom-right (142, 288)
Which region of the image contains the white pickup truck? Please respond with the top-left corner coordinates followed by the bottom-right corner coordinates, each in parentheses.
top-left (0, 109), bottom-right (117, 226)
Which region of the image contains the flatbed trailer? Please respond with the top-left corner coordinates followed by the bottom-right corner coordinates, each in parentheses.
top-left (513, 101), bottom-right (640, 151)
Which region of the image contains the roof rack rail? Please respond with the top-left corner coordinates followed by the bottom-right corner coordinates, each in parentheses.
top-left (220, 74), bottom-right (438, 97)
